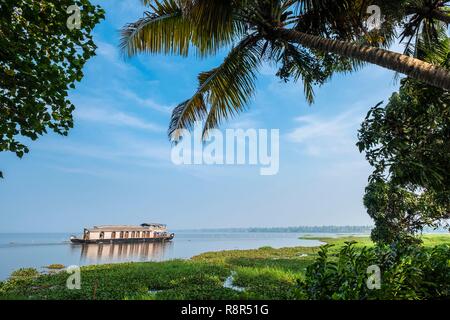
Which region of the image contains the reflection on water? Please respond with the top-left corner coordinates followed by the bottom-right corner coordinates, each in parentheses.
top-left (75, 241), bottom-right (174, 264)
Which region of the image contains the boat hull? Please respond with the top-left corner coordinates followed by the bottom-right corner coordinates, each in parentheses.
top-left (70, 234), bottom-right (174, 244)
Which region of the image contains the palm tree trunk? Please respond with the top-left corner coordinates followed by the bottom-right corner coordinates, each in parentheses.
top-left (275, 28), bottom-right (450, 90)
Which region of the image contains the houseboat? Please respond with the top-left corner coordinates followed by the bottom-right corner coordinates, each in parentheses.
top-left (70, 223), bottom-right (175, 244)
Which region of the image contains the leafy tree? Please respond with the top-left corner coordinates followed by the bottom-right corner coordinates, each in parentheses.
top-left (121, 0), bottom-right (450, 141)
top-left (363, 180), bottom-right (448, 245)
top-left (358, 34), bottom-right (450, 244)
top-left (0, 0), bottom-right (104, 177)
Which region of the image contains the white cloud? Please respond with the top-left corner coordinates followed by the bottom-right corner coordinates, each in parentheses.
top-left (52, 166), bottom-right (113, 178)
top-left (119, 89), bottom-right (172, 114)
top-left (95, 41), bottom-right (134, 73)
top-left (89, 41), bottom-right (173, 115)
top-left (38, 135), bottom-right (172, 167)
top-left (225, 111), bottom-right (261, 129)
top-left (75, 107), bottom-right (164, 132)
top-left (96, 41), bottom-right (117, 61)
top-left (286, 108), bottom-right (365, 157)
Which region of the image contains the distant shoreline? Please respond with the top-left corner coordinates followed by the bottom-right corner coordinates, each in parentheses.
top-left (174, 226), bottom-right (373, 233)
top-left (1, 225), bottom-right (448, 234)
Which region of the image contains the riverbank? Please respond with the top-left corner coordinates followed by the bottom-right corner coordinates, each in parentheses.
top-left (0, 235), bottom-right (448, 300)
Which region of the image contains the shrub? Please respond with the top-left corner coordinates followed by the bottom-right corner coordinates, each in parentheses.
top-left (9, 268), bottom-right (40, 280)
top-left (298, 242), bottom-right (450, 300)
top-left (0, 268), bottom-right (41, 297)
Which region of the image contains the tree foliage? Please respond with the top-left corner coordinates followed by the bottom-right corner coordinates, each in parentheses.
top-left (363, 181), bottom-right (448, 245)
top-left (358, 34), bottom-right (450, 244)
top-left (0, 0), bottom-right (104, 177)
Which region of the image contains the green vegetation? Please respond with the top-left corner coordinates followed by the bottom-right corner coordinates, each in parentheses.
top-left (301, 241), bottom-right (450, 299)
top-left (358, 31), bottom-right (450, 244)
top-left (0, 0), bottom-right (104, 178)
top-left (8, 268), bottom-right (41, 280)
top-left (0, 234), bottom-right (448, 300)
top-left (45, 264), bottom-right (66, 270)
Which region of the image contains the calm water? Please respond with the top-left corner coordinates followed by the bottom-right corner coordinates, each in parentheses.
top-left (0, 231), bottom-right (326, 280)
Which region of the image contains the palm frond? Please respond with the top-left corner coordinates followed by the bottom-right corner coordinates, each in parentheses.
top-left (276, 42), bottom-right (357, 104)
top-left (185, 0), bottom-right (245, 56)
top-left (168, 95), bottom-right (208, 142)
top-left (168, 35), bottom-right (262, 141)
top-left (419, 26), bottom-right (450, 67)
top-left (120, 0), bottom-right (192, 57)
top-left (121, 0), bottom-right (239, 58)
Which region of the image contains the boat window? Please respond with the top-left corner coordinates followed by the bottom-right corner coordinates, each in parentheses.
top-left (100, 232), bottom-right (104, 239)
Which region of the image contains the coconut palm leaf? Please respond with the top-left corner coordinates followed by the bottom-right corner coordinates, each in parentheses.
top-left (168, 35), bottom-right (262, 141)
top-left (419, 27), bottom-right (450, 67)
top-left (184, 0), bottom-right (237, 50)
top-left (121, 0), bottom-right (238, 57)
top-left (277, 43), bottom-right (325, 104)
top-left (168, 95), bottom-right (208, 142)
top-left (120, 0), bottom-right (191, 57)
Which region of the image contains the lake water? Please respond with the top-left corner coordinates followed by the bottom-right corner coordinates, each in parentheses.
top-left (0, 231), bottom-right (328, 280)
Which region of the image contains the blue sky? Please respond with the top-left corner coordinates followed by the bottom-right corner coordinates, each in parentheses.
top-left (0, 0), bottom-right (401, 232)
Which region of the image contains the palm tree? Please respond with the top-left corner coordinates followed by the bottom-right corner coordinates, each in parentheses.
top-left (373, 0), bottom-right (450, 55)
top-left (121, 0), bottom-right (450, 139)
top-left (380, 0), bottom-right (450, 25)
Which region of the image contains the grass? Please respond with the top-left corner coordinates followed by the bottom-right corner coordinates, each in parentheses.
top-left (0, 234), bottom-right (448, 300)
